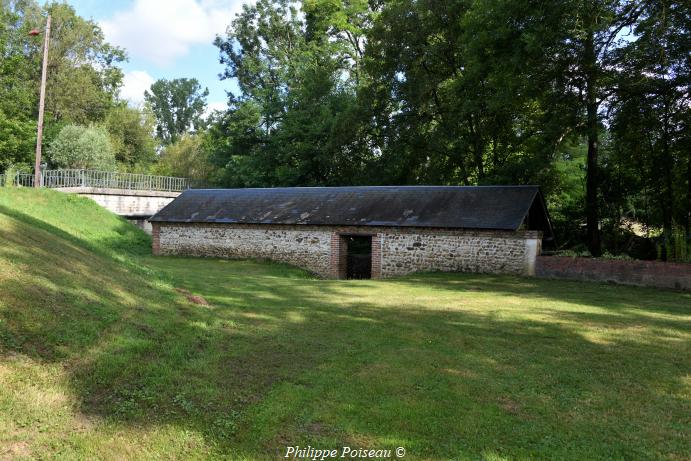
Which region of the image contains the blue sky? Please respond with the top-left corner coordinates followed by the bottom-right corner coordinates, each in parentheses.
top-left (68, 0), bottom-right (244, 112)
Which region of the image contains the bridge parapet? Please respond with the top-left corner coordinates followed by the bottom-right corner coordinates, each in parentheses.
top-left (1, 170), bottom-right (188, 232)
top-left (1, 169), bottom-right (189, 192)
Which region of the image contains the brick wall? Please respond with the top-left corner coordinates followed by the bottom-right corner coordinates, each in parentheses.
top-left (151, 222), bottom-right (160, 255)
top-left (154, 222), bottom-right (541, 279)
top-left (536, 256), bottom-right (691, 291)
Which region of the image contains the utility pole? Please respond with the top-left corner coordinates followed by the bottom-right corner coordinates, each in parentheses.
top-left (33, 15), bottom-right (51, 188)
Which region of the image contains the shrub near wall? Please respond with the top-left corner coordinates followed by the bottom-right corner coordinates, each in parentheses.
top-left (536, 256), bottom-right (691, 291)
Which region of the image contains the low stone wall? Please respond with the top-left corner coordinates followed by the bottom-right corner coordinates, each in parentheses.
top-left (536, 256), bottom-right (691, 291)
top-left (153, 222), bottom-right (542, 279)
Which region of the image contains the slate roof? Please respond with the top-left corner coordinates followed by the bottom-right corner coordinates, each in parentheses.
top-left (151, 185), bottom-right (553, 236)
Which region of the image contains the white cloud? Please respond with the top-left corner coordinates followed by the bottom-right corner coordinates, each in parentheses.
top-left (204, 101), bottom-right (227, 118)
top-left (120, 70), bottom-right (155, 104)
top-left (101, 0), bottom-right (245, 67)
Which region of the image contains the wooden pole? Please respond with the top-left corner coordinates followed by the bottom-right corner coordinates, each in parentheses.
top-left (34, 15), bottom-right (51, 188)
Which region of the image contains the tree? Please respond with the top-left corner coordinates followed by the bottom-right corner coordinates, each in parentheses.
top-left (35, 2), bottom-right (126, 124)
top-left (527, 0), bottom-right (647, 256)
top-left (47, 124), bottom-right (116, 170)
top-left (208, 0), bottom-right (688, 259)
top-left (0, 2), bottom-right (40, 169)
top-left (154, 134), bottom-right (213, 184)
top-left (212, 0), bottom-right (373, 187)
top-left (105, 105), bottom-right (156, 169)
top-left (608, 0), bottom-right (690, 259)
top-left (0, 0), bottom-right (125, 172)
top-left (0, 112), bottom-right (36, 171)
top-left (144, 78), bottom-right (209, 145)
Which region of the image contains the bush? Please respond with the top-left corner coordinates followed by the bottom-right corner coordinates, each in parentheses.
top-left (3, 165), bottom-right (16, 187)
top-left (154, 134), bottom-right (212, 184)
top-left (47, 124), bottom-right (116, 171)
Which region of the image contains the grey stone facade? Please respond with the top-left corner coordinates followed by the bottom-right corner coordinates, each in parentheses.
top-left (153, 222), bottom-right (542, 279)
top-left (155, 223), bottom-right (333, 277)
top-left (380, 229), bottom-right (540, 277)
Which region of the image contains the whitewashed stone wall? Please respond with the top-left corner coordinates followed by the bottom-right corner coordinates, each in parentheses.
top-left (154, 223), bottom-right (541, 279)
top-left (156, 223), bottom-right (333, 277)
top-left (379, 230), bottom-right (540, 277)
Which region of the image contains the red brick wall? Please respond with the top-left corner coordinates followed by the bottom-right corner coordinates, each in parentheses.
top-left (371, 234), bottom-right (382, 279)
top-left (329, 232), bottom-right (382, 279)
top-left (536, 256), bottom-right (691, 291)
top-left (329, 233), bottom-right (348, 279)
top-left (151, 222), bottom-right (160, 255)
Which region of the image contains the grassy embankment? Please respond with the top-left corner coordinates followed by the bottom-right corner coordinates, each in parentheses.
top-left (0, 188), bottom-right (689, 460)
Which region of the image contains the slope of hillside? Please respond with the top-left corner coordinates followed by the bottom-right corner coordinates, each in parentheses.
top-left (0, 189), bottom-right (219, 459)
top-left (0, 188), bottom-right (150, 256)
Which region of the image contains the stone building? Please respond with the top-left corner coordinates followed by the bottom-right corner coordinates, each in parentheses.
top-left (149, 186), bottom-right (554, 279)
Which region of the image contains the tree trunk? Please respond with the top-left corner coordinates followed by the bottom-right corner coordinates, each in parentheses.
top-left (661, 101), bottom-right (673, 260)
top-left (686, 148), bottom-right (691, 241)
top-left (584, 32), bottom-right (602, 256)
top-left (467, 115), bottom-right (485, 181)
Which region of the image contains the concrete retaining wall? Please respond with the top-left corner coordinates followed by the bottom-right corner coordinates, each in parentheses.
top-left (536, 256), bottom-right (691, 291)
top-left (56, 187), bottom-right (179, 217)
top-left (152, 222), bottom-right (542, 279)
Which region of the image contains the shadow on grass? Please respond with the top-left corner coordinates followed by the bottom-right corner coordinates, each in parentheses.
top-left (1, 207), bottom-right (690, 459)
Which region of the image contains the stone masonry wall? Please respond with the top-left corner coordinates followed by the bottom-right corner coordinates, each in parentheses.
top-left (379, 229), bottom-right (539, 277)
top-left (155, 222), bottom-right (541, 279)
top-left (156, 223), bottom-right (333, 277)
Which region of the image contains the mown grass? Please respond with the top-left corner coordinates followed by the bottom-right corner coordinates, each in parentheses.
top-left (0, 188), bottom-right (689, 460)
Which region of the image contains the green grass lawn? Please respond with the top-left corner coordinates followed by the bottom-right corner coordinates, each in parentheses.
top-left (1, 188), bottom-right (690, 460)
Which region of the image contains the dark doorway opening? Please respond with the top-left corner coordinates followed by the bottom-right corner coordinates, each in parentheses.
top-left (345, 235), bottom-right (372, 279)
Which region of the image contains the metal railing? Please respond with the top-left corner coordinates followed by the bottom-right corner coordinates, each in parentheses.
top-left (1, 169), bottom-right (189, 192)
top-left (0, 173), bottom-right (35, 187)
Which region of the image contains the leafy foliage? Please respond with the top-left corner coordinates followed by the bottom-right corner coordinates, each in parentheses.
top-left (144, 78), bottom-right (209, 145)
top-left (47, 124), bottom-right (116, 170)
top-left (0, 0), bottom-right (126, 172)
top-left (0, 111), bottom-right (36, 171)
top-left (154, 134), bottom-right (214, 184)
top-left (105, 105), bottom-right (157, 169)
top-left (209, 0), bottom-right (690, 259)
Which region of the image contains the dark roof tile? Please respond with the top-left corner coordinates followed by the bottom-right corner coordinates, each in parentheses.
top-left (151, 185), bottom-right (549, 233)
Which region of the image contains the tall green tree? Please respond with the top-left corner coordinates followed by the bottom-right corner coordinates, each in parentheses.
top-left (154, 134), bottom-right (213, 184)
top-left (105, 105), bottom-right (156, 169)
top-left (0, 0), bottom-right (125, 171)
top-left (0, 2), bottom-right (40, 169)
top-left (208, 0), bottom-right (689, 259)
top-left (212, 0), bottom-right (372, 187)
top-left (144, 78), bottom-right (209, 145)
top-left (531, 0), bottom-right (646, 256)
top-left (608, 0), bottom-right (690, 259)
top-left (26, 2), bottom-right (126, 124)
